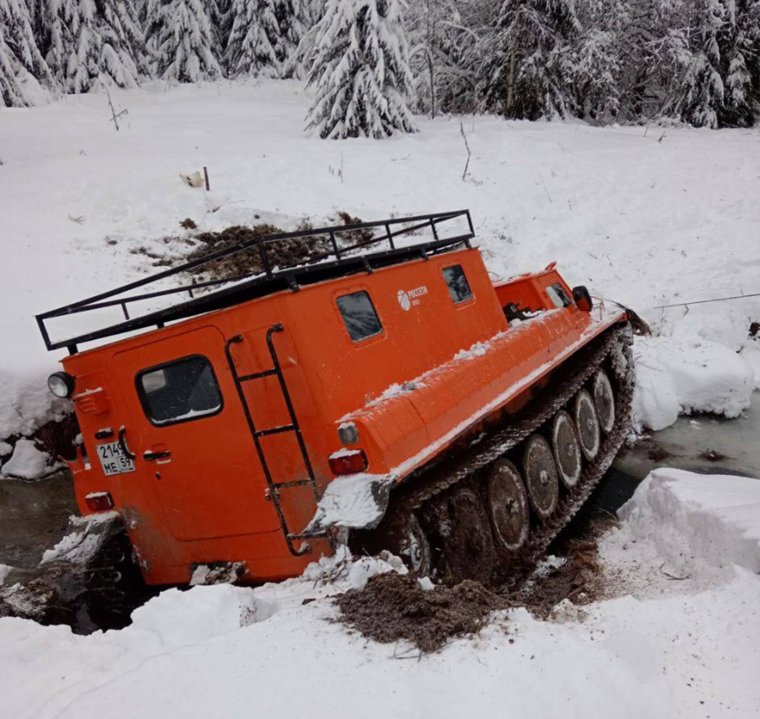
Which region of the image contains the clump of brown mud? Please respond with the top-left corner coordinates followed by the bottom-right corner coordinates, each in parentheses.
top-left (337, 520), bottom-right (614, 651)
top-left (336, 573), bottom-right (508, 652)
top-left (177, 213), bottom-right (375, 284)
top-left (182, 222), bottom-right (329, 282)
top-left (514, 535), bottom-right (607, 619)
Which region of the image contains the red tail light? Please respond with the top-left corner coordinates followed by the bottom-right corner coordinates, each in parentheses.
top-left (329, 449), bottom-right (368, 476)
top-left (85, 491), bottom-right (114, 512)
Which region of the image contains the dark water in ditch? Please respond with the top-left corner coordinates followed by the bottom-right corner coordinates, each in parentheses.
top-left (0, 471), bottom-right (76, 569)
top-left (590, 391), bottom-right (760, 516)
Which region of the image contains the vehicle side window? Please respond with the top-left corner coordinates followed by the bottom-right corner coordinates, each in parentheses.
top-left (546, 283), bottom-right (572, 309)
top-left (137, 355), bottom-right (223, 426)
top-left (442, 265), bottom-right (473, 303)
top-left (337, 291), bottom-right (383, 342)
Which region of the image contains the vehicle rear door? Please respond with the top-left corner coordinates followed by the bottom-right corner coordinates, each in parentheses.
top-left (114, 325), bottom-right (279, 541)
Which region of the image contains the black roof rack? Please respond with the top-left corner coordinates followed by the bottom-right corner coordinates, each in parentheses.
top-left (37, 210), bottom-right (476, 354)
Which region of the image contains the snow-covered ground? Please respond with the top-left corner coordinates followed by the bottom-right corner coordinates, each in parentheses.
top-left (0, 80), bottom-right (758, 452)
top-left (0, 467), bottom-right (758, 719)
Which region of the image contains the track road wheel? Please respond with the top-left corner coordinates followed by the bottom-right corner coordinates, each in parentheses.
top-left (523, 435), bottom-right (560, 520)
top-left (551, 410), bottom-right (582, 489)
top-left (593, 369), bottom-right (616, 434)
top-left (487, 459), bottom-right (530, 551)
top-left (443, 487), bottom-right (495, 583)
top-left (574, 389), bottom-right (601, 461)
top-left (398, 514), bottom-right (432, 577)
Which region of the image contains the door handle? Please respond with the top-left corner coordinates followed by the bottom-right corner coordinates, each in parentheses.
top-left (117, 426), bottom-right (136, 459)
top-left (144, 450), bottom-right (172, 461)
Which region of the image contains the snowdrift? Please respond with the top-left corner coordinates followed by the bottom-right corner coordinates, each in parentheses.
top-left (632, 336), bottom-right (755, 431)
top-left (1, 468), bottom-right (760, 718)
top-left (618, 467), bottom-right (760, 574)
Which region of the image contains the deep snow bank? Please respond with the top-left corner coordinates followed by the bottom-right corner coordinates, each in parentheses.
top-left (632, 336), bottom-right (755, 431)
top-left (1, 470), bottom-right (760, 718)
top-left (618, 467), bottom-right (760, 574)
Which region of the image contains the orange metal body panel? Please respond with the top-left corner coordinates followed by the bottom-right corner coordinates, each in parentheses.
top-left (61, 248), bottom-right (625, 585)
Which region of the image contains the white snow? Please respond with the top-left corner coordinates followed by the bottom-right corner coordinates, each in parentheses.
top-left (2, 468), bottom-right (760, 718)
top-left (0, 564), bottom-right (11, 586)
top-left (740, 341), bottom-right (760, 389)
top-left (306, 472), bottom-right (393, 531)
top-left (40, 511), bottom-right (119, 565)
top-left (0, 438), bottom-right (54, 480)
top-left (616, 468), bottom-right (760, 575)
top-left (328, 447), bottom-right (363, 459)
top-left (633, 336), bottom-right (755, 431)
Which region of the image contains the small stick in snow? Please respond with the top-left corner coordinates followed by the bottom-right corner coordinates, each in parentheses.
top-left (203, 166), bottom-right (210, 192)
top-left (105, 88), bottom-right (128, 133)
top-left (459, 121), bottom-right (472, 182)
top-left (538, 173), bottom-right (553, 204)
top-left (658, 131), bottom-right (667, 143)
top-left (659, 562), bottom-right (689, 581)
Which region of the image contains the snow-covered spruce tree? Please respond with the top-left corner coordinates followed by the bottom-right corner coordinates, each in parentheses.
top-left (225, 0), bottom-right (279, 77)
top-left (616, 0), bottom-right (692, 122)
top-left (718, 0), bottom-right (760, 127)
top-left (0, 0), bottom-right (53, 105)
top-left (37, 0), bottom-right (147, 93)
top-left (225, 0), bottom-right (305, 79)
top-left (41, 0), bottom-right (100, 93)
top-left (141, 0), bottom-right (162, 67)
top-left (211, 0), bottom-right (233, 50)
top-left (305, 0), bottom-right (416, 139)
top-left (670, 0), bottom-right (725, 128)
top-left (405, 0), bottom-right (480, 117)
top-left (95, 0), bottom-right (146, 86)
top-left (570, 0), bottom-right (624, 123)
top-left (146, 0), bottom-right (222, 81)
top-left (479, 0), bottom-right (581, 120)
top-left (276, 0), bottom-right (307, 78)
top-left (302, 0), bottom-right (322, 26)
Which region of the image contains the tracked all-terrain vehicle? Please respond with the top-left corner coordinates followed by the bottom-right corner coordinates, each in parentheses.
top-left (35, 211), bottom-right (633, 596)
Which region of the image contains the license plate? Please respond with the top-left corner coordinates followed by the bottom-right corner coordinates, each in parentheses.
top-left (96, 441), bottom-right (136, 476)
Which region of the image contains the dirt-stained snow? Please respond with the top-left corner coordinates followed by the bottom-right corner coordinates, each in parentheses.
top-left (0, 469), bottom-right (759, 718)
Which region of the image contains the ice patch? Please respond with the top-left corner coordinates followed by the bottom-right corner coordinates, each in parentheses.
top-left (0, 564), bottom-right (11, 586)
top-left (0, 439), bottom-right (54, 480)
top-left (632, 336), bottom-right (754, 431)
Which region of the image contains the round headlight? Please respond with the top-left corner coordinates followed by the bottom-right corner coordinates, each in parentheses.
top-left (48, 372), bottom-right (75, 399)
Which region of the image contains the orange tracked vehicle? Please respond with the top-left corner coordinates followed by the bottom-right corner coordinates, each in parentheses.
top-left (37, 211), bottom-right (633, 592)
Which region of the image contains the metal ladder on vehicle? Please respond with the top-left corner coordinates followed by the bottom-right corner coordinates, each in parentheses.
top-left (224, 323), bottom-right (322, 556)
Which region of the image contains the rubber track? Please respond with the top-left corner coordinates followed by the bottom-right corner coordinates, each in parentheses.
top-left (384, 324), bottom-right (635, 586)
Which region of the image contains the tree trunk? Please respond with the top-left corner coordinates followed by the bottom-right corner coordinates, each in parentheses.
top-left (506, 47), bottom-right (516, 117)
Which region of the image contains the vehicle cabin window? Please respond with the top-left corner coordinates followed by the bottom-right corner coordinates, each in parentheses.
top-left (546, 283), bottom-right (573, 309)
top-left (337, 291), bottom-right (383, 342)
top-left (442, 265), bottom-right (473, 303)
top-left (137, 356), bottom-right (222, 426)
